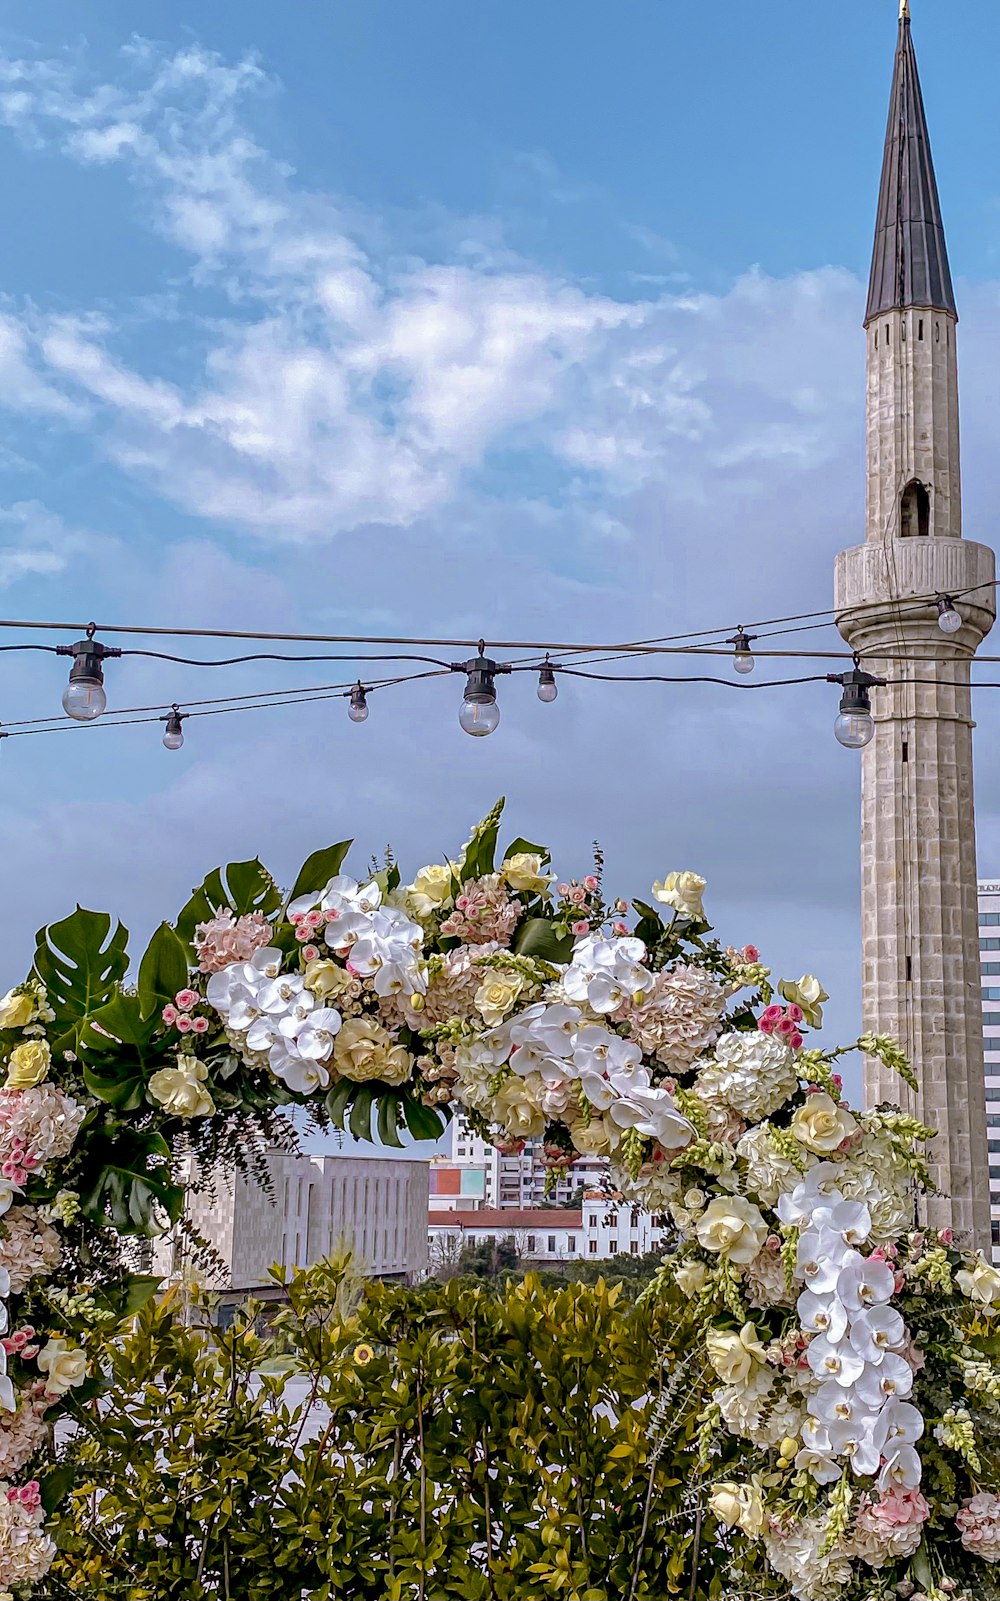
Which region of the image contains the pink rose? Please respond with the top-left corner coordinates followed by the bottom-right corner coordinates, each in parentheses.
top-left (572, 920), bottom-right (590, 936)
top-left (743, 945), bottom-right (760, 962)
top-left (583, 875), bottom-right (599, 892)
top-left (161, 1005), bottom-right (178, 1026)
top-left (174, 990), bottom-right (198, 1011)
top-left (789, 1031), bottom-right (804, 1050)
top-left (175, 1015), bottom-right (193, 1033)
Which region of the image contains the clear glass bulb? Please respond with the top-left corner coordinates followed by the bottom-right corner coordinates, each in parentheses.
top-left (733, 650), bottom-right (755, 675)
top-left (459, 697), bottom-right (500, 737)
top-left (938, 605), bottom-right (962, 634)
top-left (537, 672), bottom-right (558, 703)
top-left (162, 724), bottom-right (184, 750)
top-left (62, 677), bottom-right (107, 721)
top-left (834, 710), bottom-right (874, 749)
top-left (349, 696), bottom-right (369, 723)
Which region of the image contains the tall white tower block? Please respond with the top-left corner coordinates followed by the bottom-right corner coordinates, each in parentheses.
top-left (835, 8), bottom-right (995, 1249)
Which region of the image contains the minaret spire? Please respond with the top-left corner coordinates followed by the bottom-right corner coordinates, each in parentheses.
top-left (867, 0), bottom-right (955, 323)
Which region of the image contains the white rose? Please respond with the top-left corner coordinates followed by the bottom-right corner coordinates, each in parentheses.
top-left (407, 863), bottom-right (454, 920)
top-left (706, 1322), bottom-right (768, 1387)
top-left (789, 1093), bottom-right (857, 1155)
top-left (695, 1195), bottom-right (768, 1265)
top-left (494, 1077), bottom-right (546, 1139)
top-left (957, 1254), bottom-right (1000, 1309)
top-left (674, 1260), bottom-right (709, 1298)
top-left (37, 1337), bottom-right (88, 1397)
top-left (651, 871), bottom-right (706, 921)
top-left (474, 972), bottom-right (525, 1027)
top-left (779, 974), bottom-right (829, 1029)
top-left (709, 1480), bottom-right (766, 1537)
top-left (570, 1118), bottom-right (619, 1157)
top-left (502, 853), bottom-right (554, 896)
top-left (148, 1055), bottom-right (215, 1118)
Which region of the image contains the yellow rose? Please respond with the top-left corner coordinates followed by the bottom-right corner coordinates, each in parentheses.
top-left (706, 1322), bottom-right (768, 1387)
top-left (37, 1337), bottom-right (88, 1397)
top-left (674, 1260), bottom-right (709, 1298)
top-left (407, 864), bottom-right (454, 920)
top-left (304, 959), bottom-right (352, 1001)
top-left (789, 1092), bottom-right (857, 1154)
top-left (570, 1117), bottom-right (619, 1157)
top-left (5, 1039), bottom-right (51, 1090)
top-left (334, 1018), bottom-right (413, 1086)
top-left (474, 971), bottom-right (525, 1026)
top-left (0, 989), bottom-right (35, 1030)
top-left (695, 1195), bottom-right (768, 1265)
top-left (148, 1055), bottom-right (215, 1119)
top-left (708, 1481), bottom-right (766, 1537)
top-left (651, 871), bottom-right (707, 921)
top-left (779, 974), bottom-right (830, 1029)
top-left (957, 1254), bottom-right (1000, 1309)
top-left (502, 853), bottom-right (554, 896)
top-left (494, 1078), bottom-right (546, 1139)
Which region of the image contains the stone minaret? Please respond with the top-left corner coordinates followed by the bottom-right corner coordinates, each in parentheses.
top-left (835, 2), bottom-right (996, 1251)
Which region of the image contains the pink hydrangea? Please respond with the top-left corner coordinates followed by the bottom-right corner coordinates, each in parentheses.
top-left (957, 1493), bottom-right (1000, 1562)
top-left (615, 963), bottom-right (727, 1070)
top-left (194, 910), bottom-right (272, 974)
top-left (0, 1206), bottom-right (62, 1294)
top-left (850, 1491), bottom-right (929, 1565)
top-left (439, 876), bottom-right (521, 945)
top-left (0, 1386), bottom-right (51, 1479)
top-left (0, 1085), bottom-right (85, 1182)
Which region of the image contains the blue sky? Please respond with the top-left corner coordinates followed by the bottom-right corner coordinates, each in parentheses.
top-left (1, 1), bottom-right (999, 1133)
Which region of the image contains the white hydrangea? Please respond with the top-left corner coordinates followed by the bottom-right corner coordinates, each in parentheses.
top-left (694, 1032), bottom-right (800, 1123)
top-left (737, 1124), bottom-right (814, 1208)
top-left (763, 1516), bottom-right (853, 1601)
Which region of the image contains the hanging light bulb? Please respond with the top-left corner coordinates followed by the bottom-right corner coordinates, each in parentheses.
top-left (162, 707), bottom-right (185, 750)
top-left (936, 594), bottom-right (963, 634)
top-left (727, 627), bottom-right (756, 675)
top-left (829, 663), bottom-right (884, 749)
top-left (537, 658), bottom-right (559, 703)
top-left (349, 682), bottom-right (369, 723)
top-left (454, 642), bottom-right (509, 737)
top-left (56, 630), bottom-right (121, 722)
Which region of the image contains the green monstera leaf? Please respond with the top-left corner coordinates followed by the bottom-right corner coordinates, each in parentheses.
top-left (77, 1126), bottom-right (184, 1236)
top-left (32, 908), bottom-right (130, 1052)
top-left (80, 991), bottom-right (163, 1112)
top-left (175, 859), bottom-right (282, 953)
top-left (287, 842), bottom-right (353, 907)
top-left (138, 923), bottom-right (191, 1021)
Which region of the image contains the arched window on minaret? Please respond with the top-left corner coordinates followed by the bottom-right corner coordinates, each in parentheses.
top-left (900, 479), bottom-right (930, 537)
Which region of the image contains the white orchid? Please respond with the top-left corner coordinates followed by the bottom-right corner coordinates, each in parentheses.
top-left (269, 1050), bottom-right (332, 1096)
top-left (806, 1335), bottom-right (865, 1388)
top-left (878, 1444), bottom-right (922, 1492)
top-left (838, 1253), bottom-right (895, 1312)
top-left (284, 1007), bottom-right (342, 1062)
top-left (873, 1399), bottom-right (924, 1451)
top-left (607, 1084), bottom-right (693, 1151)
top-left (797, 1289), bottom-right (848, 1342)
top-left (854, 1352), bottom-right (914, 1406)
top-left (795, 1447), bottom-right (842, 1485)
top-left (849, 1304), bottom-right (906, 1364)
top-left (808, 1381), bottom-right (871, 1428)
top-left (827, 1415), bottom-right (883, 1476)
top-left (796, 1233), bottom-right (858, 1295)
top-left (562, 934), bottom-right (648, 1014)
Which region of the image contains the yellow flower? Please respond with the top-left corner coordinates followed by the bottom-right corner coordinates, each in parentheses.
top-left (708, 1480), bottom-right (766, 1537)
top-left (0, 989), bottom-right (35, 1030)
top-left (474, 971), bottom-right (525, 1027)
top-left (303, 959), bottom-right (353, 1001)
top-left (354, 1343), bottom-right (375, 1367)
top-left (5, 1039), bottom-right (51, 1090)
top-left (501, 853), bottom-right (553, 896)
top-left (406, 863), bottom-right (454, 919)
top-left (957, 1254), bottom-right (1000, 1309)
top-left (651, 871), bottom-right (706, 921)
top-left (148, 1054), bottom-right (215, 1118)
top-left (706, 1322), bottom-right (768, 1387)
top-left (37, 1337), bottom-right (88, 1396)
top-left (779, 974), bottom-right (830, 1029)
top-left (494, 1077), bottom-right (546, 1139)
top-left (334, 1018), bottom-right (413, 1086)
top-left (695, 1195), bottom-right (768, 1265)
top-left (789, 1092), bottom-right (857, 1154)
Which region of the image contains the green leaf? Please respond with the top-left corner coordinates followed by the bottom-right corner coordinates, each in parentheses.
top-left (631, 898), bottom-right (667, 947)
top-left (376, 1092), bottom-right (404, 1149)
top-left (348, 1086), bottom-right (377, 1142)
top-left (32, 908), bottom-right (129, 1050)
top-left (459, 798), bottom-right (505, 881)
top-left (138, 923), bottom-right (190, 1021)
top-left (90, 1273), bottom-right (163, 1323)
top-left (39, 1462), bottom-right (78, 1515)
top-left (325, 1078), bottom-right (354, 1129)
top-left (288, 841), bottom-right (352, 906)
top-left (78, 1127), bottom-right (184, 1236)
top-left (79, 991), bottom-right (162, 1111)
top-left (513, 918), bottom-right (573, 964)
top-left (402, 1096), bottom-right (448, 1143)
top-left (502, 837), bottom-right (550, 866)
top-left (175, 859), bottom-right (281, 952)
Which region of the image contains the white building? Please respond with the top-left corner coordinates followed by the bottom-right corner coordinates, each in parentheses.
top-left (155, 1150), bottom-right (429, 1292)
top-left (446, 1116), bottom-right (609, 1210)
top-left (428, 1193), bottom-right (668, 1269)
top-left (977, 881), bottom-right (1000, 1261)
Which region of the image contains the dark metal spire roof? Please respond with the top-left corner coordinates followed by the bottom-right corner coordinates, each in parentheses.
top-left (866, 7), bottom-right (956, 323)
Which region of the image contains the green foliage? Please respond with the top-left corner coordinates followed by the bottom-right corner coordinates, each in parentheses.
top-left (287, 841), bottom-right (353, 906)
top-left (513, 917), bottom-right (573, 964)
top-left (174, 858), bottom-right (282, 953)
top-left (137, 922), bottom-right (190, 1020)
top-left (32, 907), bottom-right (129, 1051)
top-left (50, 1261), bottom-right (720, 1601)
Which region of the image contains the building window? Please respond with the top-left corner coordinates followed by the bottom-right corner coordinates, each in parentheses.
top-left (588, 1216), bottom-right (597, 1229)
top-left (900, 479), bottom-right (930, 538)
top-left (993, 1221), bottom-right (1000, 1246)
top-left (609, 1239), bottom-right (618, 1254)
top-left (989, 1142), bottom-right (1000, 1154)
top-left (981, 915), bottom-right (1000, 927)
top-left (567, 1237), bottom-right (576, 1253)
top-left (918, 318), bottom-right (924, 340)
top-left (984, 988), bottom-right (1000, 1001)
top-left (983, 939), bottom-right (1000, 950)
top-left (984, 1015), bottom-right (1000, 1027)
top-left (527, 1235), bottom-right (536, 1252)
top-left (589, 1240), bottom-right (598, 1255)
top-left (547, 1236), bottom-right (556, 1253)
top-left (606, 1213), bottom-right (618, 1229)
top-left (983, 964), bottom-right (1000, 976)
top-left (631, 1242), bottom-right (639, 1255)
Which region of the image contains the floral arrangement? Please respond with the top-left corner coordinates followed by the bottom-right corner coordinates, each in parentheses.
top-left (0, 799), bottom-right (997, 1597)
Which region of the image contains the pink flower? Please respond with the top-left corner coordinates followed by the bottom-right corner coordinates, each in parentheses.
top-left (194, 909), bottom-right (272, 975)
top-left (557, 883), bottom-right (570, 897)
top-left (789, 1031), bottom-right (803, 1050)
top-left (174, 990), bottom-right (198, 1011)
top-left (613, 921), bottom-right (629, 936)
top-left (569, 886), bottom-right (588, 906)
top-left (306, 910), bottom-right (324, 929)
top-left (572, 920), bottom-right (590, 936)
top-left (161, 1005), bottom-right (178, 1026)
top-left (775, 1017), bottom-right (796, 1037)
top-left (758, 1019), bottom-right (774, 1034)
top-left (831, 1073), bottom-right (843, 1091)
top-left (302, 945), bottom-right (319, 963)
top-left (760, 1005), bottom-right (783, 1024)
top-left (583, 875), bottom-right (599, 893)
top-left (192, 1017), bottom-right (209, 1035)
top-left (743, 945), bottom-right (760, 962)
top-left (940, 1227), bottom-right (954, 1245)
top-left (175, 1014), bottom-right (193, 1033)
top-left (785, 1003), bottom-right (803, 1023)
top-left (295, 926), bottom-right (312, 942)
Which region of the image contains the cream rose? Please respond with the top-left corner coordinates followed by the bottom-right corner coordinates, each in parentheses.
top-left (148, 1055), bottom-right (215, 1119)
top-left (957, 1254), bottom-right (1000, 1309)
top-left (695, 1195), bottom-right (768, 1264)
top-left (569, 1117), bottom-right (619, 1157)
top-left (790, 1093), bottom-right (857, 1155)
top-left (779, 974), bottom-right (830, 1029)
top-left (706, 1322), bottom-right (768, 1387)
top-left (303, 959), bottom-right (353, 1002)
top-left (474, 971), bottom-right (525, 1027)
top-left (5, 1039), bottom-right (51, 1090)
top-left (37, 1337), bottom-right (88, 1397)
top-left (502, 853), bottom-right (553, 896)
top-left (651, 871), bottom-right (707, 921)
top-left (674, 1260), bottom-right (709, 1298)
top-left (407, 864), bottom-right (454, 919)
top-left (494, 1077), bottom-right (546, 1139)
top-left (0, 989), bottom-right (35, 1031)
top-left (709, 1481), bottom-right (766, 1537)
top-left (333, 1018), bottom-right (413, 1086)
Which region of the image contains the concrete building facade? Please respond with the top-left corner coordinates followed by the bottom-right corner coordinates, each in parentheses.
top-left (428, 1196), bottom-right (668, 1269)
top-left (834, 6), bottom-right (995, 1249)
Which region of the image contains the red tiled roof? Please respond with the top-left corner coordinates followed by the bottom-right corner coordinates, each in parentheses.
top-left (428, 1209), bottom-right (583, 1229)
